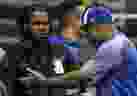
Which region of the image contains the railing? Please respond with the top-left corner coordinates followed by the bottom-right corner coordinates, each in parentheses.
top-left (0, 37), bottom-right (20, 44)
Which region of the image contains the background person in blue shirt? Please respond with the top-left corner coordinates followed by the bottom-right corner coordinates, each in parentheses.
top-left (112, 47), bottom-right (137, 96)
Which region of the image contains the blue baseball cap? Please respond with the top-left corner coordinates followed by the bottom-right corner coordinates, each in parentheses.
top-left (81, 4), bottom-right (112, 24)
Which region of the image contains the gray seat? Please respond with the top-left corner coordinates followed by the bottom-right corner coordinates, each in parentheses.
top-left (80, 38), bottom-right (96, 63)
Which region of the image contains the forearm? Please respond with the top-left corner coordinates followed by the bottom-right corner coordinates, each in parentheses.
top-left (62, 70), bottom-right (96, 83)
top-left (63, 64), bottom-right (83, 80)
top-left (63, 70), bottom-right (81, 80)
top-left (62, 60), bottom-right (96, 80)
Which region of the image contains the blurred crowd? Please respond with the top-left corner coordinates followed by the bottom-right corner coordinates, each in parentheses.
top-left (0, 0), bottom-right (136, 96)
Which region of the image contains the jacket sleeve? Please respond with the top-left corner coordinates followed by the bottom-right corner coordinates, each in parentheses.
top-left (81, 38), bottom-right (129, 82)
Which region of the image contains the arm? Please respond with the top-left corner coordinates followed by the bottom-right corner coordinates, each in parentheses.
top-left (60, 59), bottom-right (96, 81)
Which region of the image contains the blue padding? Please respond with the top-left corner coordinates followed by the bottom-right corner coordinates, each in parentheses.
top-left (48, 35), bottom-right (64, 45)
top-left (95, 16), bottom-right (112, 24)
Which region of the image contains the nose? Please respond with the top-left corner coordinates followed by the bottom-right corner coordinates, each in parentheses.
top-left (39, 24), bottom-right (45, 29)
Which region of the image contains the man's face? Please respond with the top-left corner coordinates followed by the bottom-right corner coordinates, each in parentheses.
top-left (95, 24), bottom-right (112, 40)
top-left (63, 16), bottom-right (80, 41)
top-left (32, 16), bottom-right (49, 32)
top-left (88, 24), bottom-right (112, 40)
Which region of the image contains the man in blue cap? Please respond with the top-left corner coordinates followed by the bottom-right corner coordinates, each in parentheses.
top-left (80, 3), bottom-right (137, 96)
top-left (81, 3), bottom-right (137, 96)
top-left (52, 2), bottom-right (137, 96)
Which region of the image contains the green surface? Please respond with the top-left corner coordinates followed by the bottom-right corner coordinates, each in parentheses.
top-left (63, 64), bottom-right (80, 74)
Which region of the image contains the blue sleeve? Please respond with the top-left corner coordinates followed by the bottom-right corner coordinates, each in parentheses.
top-left (128, 48), bottom-right (137, 79)
top-left (63, 47), bottom-right (80, 64)
top-left (48, 36), bottom-right (64, 45)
